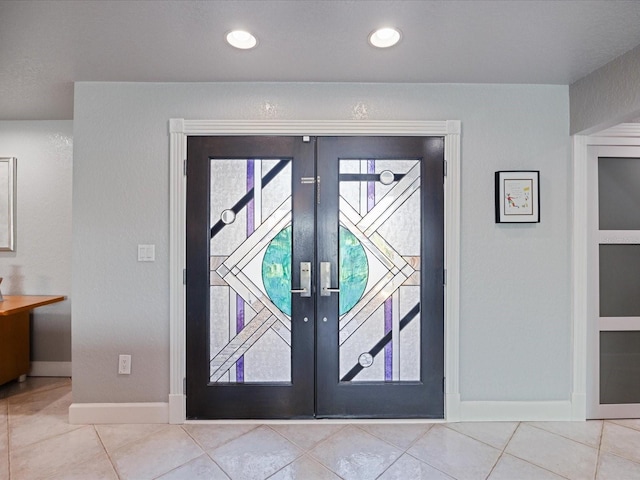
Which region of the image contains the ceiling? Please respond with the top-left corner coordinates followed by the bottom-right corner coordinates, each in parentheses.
top-left (1, 0), bottom-right (640, 121)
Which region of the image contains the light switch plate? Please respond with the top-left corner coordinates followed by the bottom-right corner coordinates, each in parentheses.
top-left (137, 244), bottom-right (155, 262)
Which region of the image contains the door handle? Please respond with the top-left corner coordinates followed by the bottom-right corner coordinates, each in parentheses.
top-left (290, 262), bottom-right (311, 297)
top-left (320, 262), bottom-right (340, 296)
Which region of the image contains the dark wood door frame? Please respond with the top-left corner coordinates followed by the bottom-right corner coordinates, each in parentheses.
top-left (185, 135), bottom-right (445, 419)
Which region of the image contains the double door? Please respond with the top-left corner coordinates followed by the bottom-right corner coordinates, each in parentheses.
top-left (186, 136), bottom-right (444, 419)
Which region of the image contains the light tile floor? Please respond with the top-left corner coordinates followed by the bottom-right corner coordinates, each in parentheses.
top-left (2, 378), bottom-right (640, 479)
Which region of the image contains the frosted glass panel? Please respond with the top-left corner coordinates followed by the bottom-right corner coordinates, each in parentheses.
top-left (600, 331), bottom-right (640, 404)
top-left (338, 159), bottom-right (421, 382)
top-left (599, 157), bottom-right (640, 230)
top-left (599, 244), bottom-right (640, 317)
top-left (209, 159), bottom-right (292, 383)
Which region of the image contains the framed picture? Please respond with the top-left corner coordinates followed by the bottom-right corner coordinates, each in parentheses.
top-left (0, 157), bottom-right (16, 251)
top-left (495, 170), bottom-right (539, 223)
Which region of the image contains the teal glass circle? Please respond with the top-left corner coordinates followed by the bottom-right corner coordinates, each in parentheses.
top-left (338, 226), bottom-right (368, 315)
top-left (262, 225), bottom-right (368, 316)
top-left (262, 226), bottom-right (293, 316)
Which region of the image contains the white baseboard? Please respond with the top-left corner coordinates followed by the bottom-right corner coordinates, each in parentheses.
top-left (169, 394), bottom-right (185, 424)
top-left (29, 361), bottom-right (72, 377)
top-left (68, 398), bottom-right (577, 424)
top-left (571, 393), bottom-right (587, 421)
top-left (445, 393), bottom-right (461, 422)
top-left (459, 400), bottom-right (573, 422)
top-left (69, 402), bottom-right (169, 424)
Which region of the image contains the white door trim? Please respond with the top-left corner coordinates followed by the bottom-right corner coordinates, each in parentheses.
top-left (168, 119), bottom-right (461, 424)
top-left (573, 123), bottom-right (640, 420)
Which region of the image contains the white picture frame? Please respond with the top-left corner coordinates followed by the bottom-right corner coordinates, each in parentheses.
top-left (0, 157), bottom-right (16, 251)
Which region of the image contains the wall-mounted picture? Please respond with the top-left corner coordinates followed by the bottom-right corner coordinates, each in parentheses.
top-left (495, 170), bottom-right (539, 223)
top-left (0, 157), bottom-right (16, 251)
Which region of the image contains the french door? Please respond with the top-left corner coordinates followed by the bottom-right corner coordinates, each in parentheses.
top-left (588, 145), bottom-right (640, 418)
top-left (186, 135), bottom-right (444, 419)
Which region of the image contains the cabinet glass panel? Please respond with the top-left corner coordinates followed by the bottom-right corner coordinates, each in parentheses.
top-left (600, 331), bottom-right (640, 404)
top-left (599, 244), bottom-right (640, 317)
top-left (209, 159), bottom-right (292, 383)
top-left (599, 157), bottom-right (640, 230)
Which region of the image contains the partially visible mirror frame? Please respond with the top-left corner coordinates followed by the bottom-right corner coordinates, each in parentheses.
top-left (0, 157), bottom-right (16, 251)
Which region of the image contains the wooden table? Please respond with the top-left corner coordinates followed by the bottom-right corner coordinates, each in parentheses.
top-left (0, 295), bottom-right (65, 386)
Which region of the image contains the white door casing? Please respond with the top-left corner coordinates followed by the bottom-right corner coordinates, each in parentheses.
top-left (168, 119), bottom-right (461, 424)
top-left (573, 124), bottom-right (640, 420)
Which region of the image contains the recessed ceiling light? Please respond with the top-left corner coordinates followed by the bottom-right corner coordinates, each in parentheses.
top-left (368, 27), bottom-right (401, 48)
top-left (226, 30), bottom-right (258, 50)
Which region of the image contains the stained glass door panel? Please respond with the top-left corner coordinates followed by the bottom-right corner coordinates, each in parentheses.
top-left (186, 136), bottom-right (315, 419)
top-left (338, 159), bottom-right (422, 382)
top-left (316, 136), bottom-right (444, 418)
top-left (209, 158), bottom-right (293, 383)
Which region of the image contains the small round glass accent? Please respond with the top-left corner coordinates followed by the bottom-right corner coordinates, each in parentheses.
top-left (358, 352), bottom-right (374, 368)
top-left (220, 209), bottom-right (236, 224)
top-left (379, 170), bottom-right (395, 185)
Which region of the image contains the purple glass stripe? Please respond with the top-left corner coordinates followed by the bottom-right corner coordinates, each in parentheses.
top-left (236, 294), bottom-right (245, 382)
top-left (367, 159), bottom-right (375, 212)
top-left (384, 298), bottom-right (393, 381)
top-left (246, 159), bottom-right (255, 237)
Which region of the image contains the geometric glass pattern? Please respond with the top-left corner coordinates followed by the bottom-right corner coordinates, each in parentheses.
top-left (209, 159), bottom-right (292, 383)
top-left (339, 159), bottom-right (421, 382)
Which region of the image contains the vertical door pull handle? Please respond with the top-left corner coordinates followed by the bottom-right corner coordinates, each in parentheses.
top-left (291, 262), bottom-right (311, 297)
top-left (320, 262), bottom-right (340, 296)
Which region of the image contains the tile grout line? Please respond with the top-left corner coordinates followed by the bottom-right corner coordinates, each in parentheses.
top-left (93, 424), bottom-right (122, 480)
top-left (265, 423), bottom-right (311, 458)
top-left (482, 421), bottom-right (521, 479)
top-left (607, 419), bottom-right (640, 433)
top-left (350, 423), bottom-right (409, 452)
top-left (5, 379), bottom-right (81, 457)
top-left (501, 424), bottom-right (576, 480)
top-left (399, 425), bottom-right (461, 480)
top-left (265, 423), bottom-right (340, 479)
top-left (262, 426), bottom-right (343, 480)
top-left (599, 449), bottom-right (640, 468)
top-left (601, 420), bottom-right (640, 467)
top-left (92, 421), bottom-right (177, 474)
top-left (183, 422), bottom-right (261, 452)
top-left (593, 420), bottom-right (605, 480)
top-left (352, 424), bottom-right (438, 479)
top-left (180, 424), bottom-right (234, 480)
top-left (347, 424), bottom-right (408, 480)
top-left (373, 454), bottom-right (404, 479)
top-left (525, 421), bottom-right (603, 449)
top-left (441, 422), bottom-right (517, 452)
top-left (304, 424), bottom-right (381, 479)
top-left (3, 380), bottom-right (72, 406)
top-left (6, 378), bottom-right (107, 479)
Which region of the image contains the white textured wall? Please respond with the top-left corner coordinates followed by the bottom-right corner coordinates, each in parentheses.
top-left (73, 82), bottom-right (570, 403)
top-left (0, 121), bottom-right (73, 362)
top-left (570, 44), bottom-right (640, 135)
